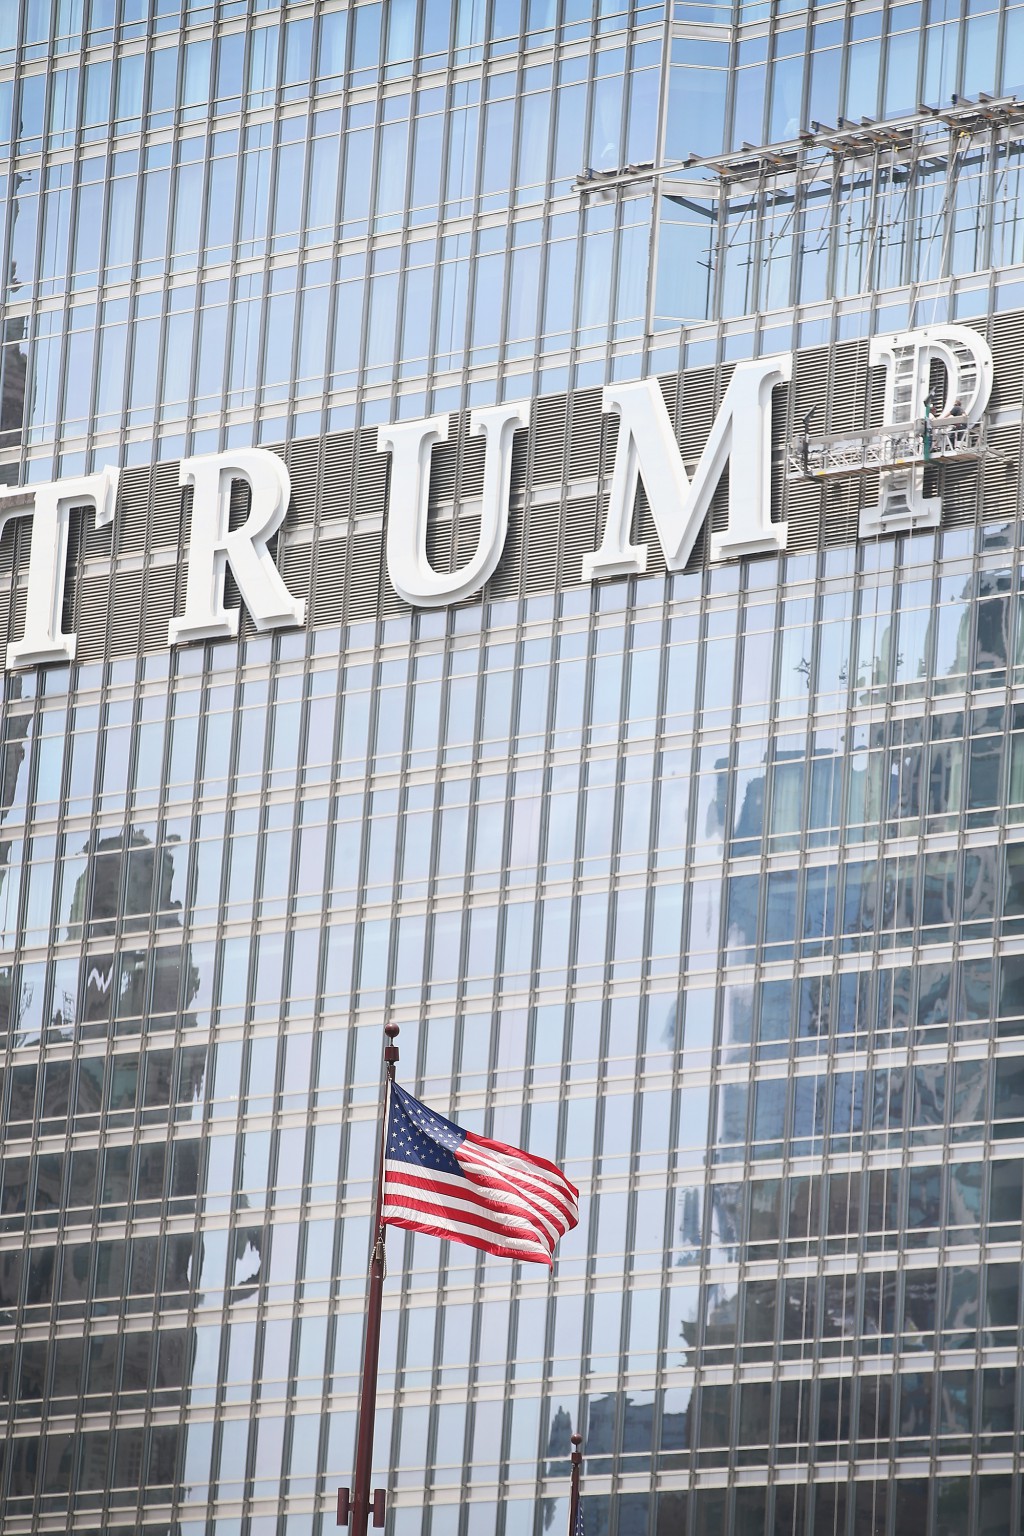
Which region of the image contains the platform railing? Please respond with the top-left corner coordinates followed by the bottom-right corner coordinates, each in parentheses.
top-left (786, 419), bottom-right (985, 479)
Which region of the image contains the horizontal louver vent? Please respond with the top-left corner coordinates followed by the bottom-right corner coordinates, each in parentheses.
top-left (75, 576), bottom-right (110, 662)
top-left (785, 479), bottom-right (824, 551)
top-left (322, 434), bottom-right (354, 520)
top-left (111, 570), bottom-right (143, 655)
top-left (560, 498), bottom-right (599, 588)
top-left (142, 567), bottom-right (177, 651)
top-left (678, 369), bottom-right (715, 458)
top-left (287, 438), bottom-right (321, 526)
top-left (426, 507), bottom-right (455, 575)
top-left (455, 512), bottom-right (483, 569)
top-left (150, 462), bottom-right (182, 547)
top-left (311, 538), bottom-right (345, 625)
top-left (116, 467), bottom-right (151, 555)
top-left (531, 397), bottom-right (568, 485)
top-left (568, 389), bottom-right (602, 480)
top-left (346, 528), bottom-right (384, 620)
top-left (280, 544), bottom-right (313, 614)
top-left (991, 313), bottom-right (1024, 408)
top-left (490, 500), bottom-right (526, 600)
top-left (428, 416), bottom-right (459, 503)
top-left (353, 426), bottom-right (388, 519)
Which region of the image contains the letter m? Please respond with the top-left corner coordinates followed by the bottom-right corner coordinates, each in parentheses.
top-left (582, 355), bottom-right (792, 581)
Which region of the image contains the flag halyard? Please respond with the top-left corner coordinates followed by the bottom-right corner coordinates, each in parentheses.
top-left (381, 1083), bottom-right (579, 1266)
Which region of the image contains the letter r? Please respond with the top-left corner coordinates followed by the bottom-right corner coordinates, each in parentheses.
top-left (168, 449), bottom-right (305, 645)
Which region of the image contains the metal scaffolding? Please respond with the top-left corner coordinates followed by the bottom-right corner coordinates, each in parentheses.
top-left (787, 418), bottom-right (986, 480)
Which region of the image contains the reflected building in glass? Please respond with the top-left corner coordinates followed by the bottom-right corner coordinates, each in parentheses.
top-left (2, 3), bottom-right (1024, 1536)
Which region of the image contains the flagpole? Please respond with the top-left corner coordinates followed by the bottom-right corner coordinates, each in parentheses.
top-left (337, 1022), bottom-right (400, 1530)
top-left (567, 1433), bottom-right (583, 1535)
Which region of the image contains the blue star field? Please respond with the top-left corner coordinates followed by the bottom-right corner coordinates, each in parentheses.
top-left (387, 1084), bottom-right (468, 1176)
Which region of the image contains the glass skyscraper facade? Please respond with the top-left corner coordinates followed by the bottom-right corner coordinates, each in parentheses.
top-left (2, 3), bottom-right (1024, 1536)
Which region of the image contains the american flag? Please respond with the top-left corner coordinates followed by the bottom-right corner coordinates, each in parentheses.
top-left (573, 1500), bottom-right (585, 1536)
top-left (381, 1083), bottom-right (579, 1266)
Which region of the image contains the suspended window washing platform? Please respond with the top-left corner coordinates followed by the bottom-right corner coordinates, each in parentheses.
top-left (786, 418), bottom-right (987, 480)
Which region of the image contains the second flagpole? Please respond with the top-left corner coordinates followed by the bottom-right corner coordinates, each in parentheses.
top-left (568, 1433), bottom-right (583, 1535)
top-left (337, 1022), bottom-right (400, 1530)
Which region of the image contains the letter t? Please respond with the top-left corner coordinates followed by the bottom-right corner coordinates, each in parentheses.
top-left (4, 466), bottom-right (120, 669)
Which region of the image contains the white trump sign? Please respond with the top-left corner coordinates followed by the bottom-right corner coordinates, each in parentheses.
top-left (0, 324), bottom-right (993, 669)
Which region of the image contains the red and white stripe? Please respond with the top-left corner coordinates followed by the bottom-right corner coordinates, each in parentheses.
top-left (382, 1129), bottom-right (579, 1266)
